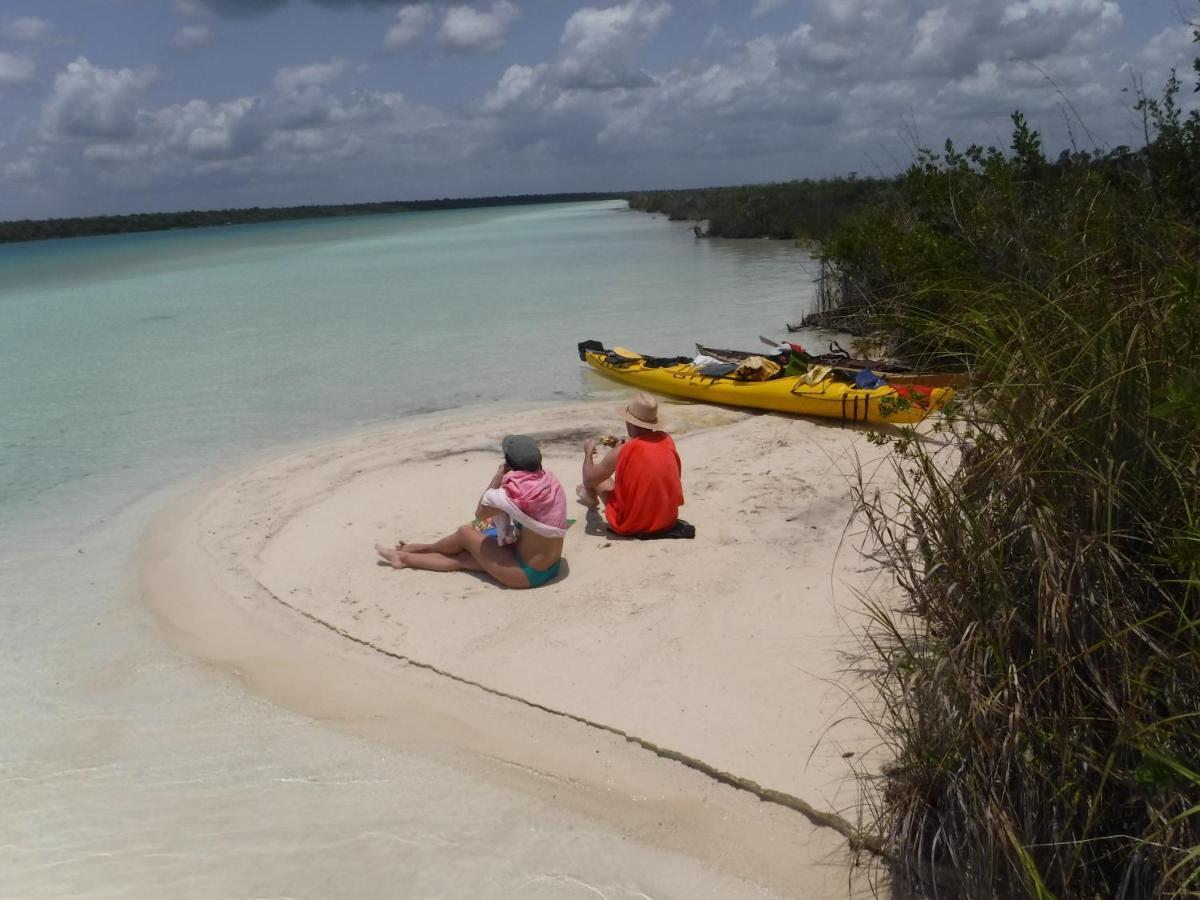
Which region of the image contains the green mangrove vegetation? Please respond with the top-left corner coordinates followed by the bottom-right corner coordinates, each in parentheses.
top-left (821, 30), bottom-right (1200, 900)
top-left (0, 191), bottom-right (622, 244)
top-left (626, 177), bottom-right (889, 242)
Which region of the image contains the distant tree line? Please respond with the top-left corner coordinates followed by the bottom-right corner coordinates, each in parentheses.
top-left (0, 192), bottom-right (624, 244)
top-left (625, 177), bottom-right (892, 242)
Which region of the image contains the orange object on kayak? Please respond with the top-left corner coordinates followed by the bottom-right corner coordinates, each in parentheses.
top-left (605, 433), bottom-right (683, 535)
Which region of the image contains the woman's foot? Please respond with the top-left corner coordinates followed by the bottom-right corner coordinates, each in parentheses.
top-left (375, 543), bottom-right (407, 568)
top-left (394, 540), bottom-right (440, 553)
top-left (575, 483), bottom-right (599, 509)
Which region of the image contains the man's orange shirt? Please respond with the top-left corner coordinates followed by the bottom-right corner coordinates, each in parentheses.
top-left (605, 432), bottom-right (683, 535)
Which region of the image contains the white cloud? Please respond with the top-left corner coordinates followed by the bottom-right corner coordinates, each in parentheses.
top-left (809, 0), bottom-right (905, 34)
top-left (998, 0), bottom-right (1121, 60)
top-left (778, 23), bottom-right (857, 72)
top-left (1139, 24), bottom-right (1196, 62)
top-left (327, 90), bottom-right (412, 125)
top-left (901, 0), bottom-right (1124, 80)
top-left (271, 90), bottom-right (335, 130)
top-left (174, 0), bottom-right (210, 17)
top-left (386, 4), bottom-right (434, 50)
top-left (479, 62), bottom-right (548, 113)
top-left (30, 66), bottom-right (459, 204)
top-left (171, 23), bottom-right (213, 50)
top-left (266, 128), bottom-right (364, 160)
top-left (153, 96), bottom-right (267, 160)
top-left (83, 143), bottom-right (152, 165)
top-left (1, 157), bottom-right (39, 181)
top-left (439, 1), bottom-right (520, 53)
top-left (273, 58), bottom-right (348, 93)
top-left (42, 57), bottom-right (158, 140)
top-left (554, 0), bottom-right (671, 89)
top-left (999, 0), bottom-right (1120, 30)
top-left (469, 0), bottom-right (1142, 179)
top-left (0, 16), bottom-right (56, 44)
top-left (1135, 25), bottom-right (1198, 86)
top-left (0, 154), bottom-right (70, 201)
top-left (751, 0), bottom-right (791, 18)
top-left (475, 0), bottom-right (674, 146)
top-left (2, 0), bottom-right (1189, 219)
top-left (0, 51), bottom-right (35, 86)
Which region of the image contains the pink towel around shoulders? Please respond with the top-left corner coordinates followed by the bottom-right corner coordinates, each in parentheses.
top-left (500, 469), bottom-right (568, 529)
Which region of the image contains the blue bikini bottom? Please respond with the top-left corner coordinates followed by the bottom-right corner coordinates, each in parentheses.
top-left (516, 552), bottom-right (561, 588)
top-left (481, 525), bottom-right (560, 587)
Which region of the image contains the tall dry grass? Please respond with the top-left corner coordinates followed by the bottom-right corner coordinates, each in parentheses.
top-left (855, 269), bottom-right (1199, 897)
top-left (828, 37), bottom-right (1200, 898)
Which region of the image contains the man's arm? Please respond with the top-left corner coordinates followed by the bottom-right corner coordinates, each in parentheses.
top-left (582, 438), bottom-right (620, 490)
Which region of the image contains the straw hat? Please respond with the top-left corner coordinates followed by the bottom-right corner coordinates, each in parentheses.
top-left (622, 392), bottom-right (662, 430)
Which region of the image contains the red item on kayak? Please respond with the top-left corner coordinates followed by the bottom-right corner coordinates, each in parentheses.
top-left (605, 432), bottom-right (684, 535)
top-left (892, 384), bottom-right (934, 407)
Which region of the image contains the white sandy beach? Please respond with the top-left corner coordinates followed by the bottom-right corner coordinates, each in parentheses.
top-left (140, 398), bottom-right (896, 897)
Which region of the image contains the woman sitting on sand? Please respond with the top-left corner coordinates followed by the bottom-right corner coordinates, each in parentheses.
top-left (375, 435), bottom-right (567, 589)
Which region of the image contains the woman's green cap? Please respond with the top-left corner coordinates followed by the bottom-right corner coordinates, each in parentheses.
top-left (502, 434), bottom-right (542, 471)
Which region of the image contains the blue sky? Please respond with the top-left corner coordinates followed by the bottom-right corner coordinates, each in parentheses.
top-left (0, 0), bottom-right (1194, 219)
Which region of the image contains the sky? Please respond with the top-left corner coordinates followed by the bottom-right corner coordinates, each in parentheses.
top-left (0, 0), bottom-right (1195, 219)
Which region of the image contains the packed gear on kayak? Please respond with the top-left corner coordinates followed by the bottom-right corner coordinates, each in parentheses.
top-left (578, 339), bottom-right (956, 424)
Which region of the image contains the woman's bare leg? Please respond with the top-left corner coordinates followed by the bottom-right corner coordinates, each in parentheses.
top-left (375, 544), bottom-right (406, 567)
top-left (453, 525), bottom-right (530, 588)
top-left (377, 526), bottom-right (529, 589)
top-left (395, 528), bottom-right (473, 555)
top-left (393, 550), bottom-right (483, 573)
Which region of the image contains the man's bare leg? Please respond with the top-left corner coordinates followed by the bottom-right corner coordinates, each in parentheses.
top-left (576, 477), bottom-right (613, 509)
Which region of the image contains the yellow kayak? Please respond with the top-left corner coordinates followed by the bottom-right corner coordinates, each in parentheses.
top-left (578, 340), bottom-right (953, 425)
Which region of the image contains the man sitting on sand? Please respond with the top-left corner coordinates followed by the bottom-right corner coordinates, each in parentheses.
top-left (578, 393), bottom-right (684, 536)
top-left (376, 435), bottom-right (567, 589)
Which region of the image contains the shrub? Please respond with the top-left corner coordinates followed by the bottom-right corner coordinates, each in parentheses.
top-left (835, 23), bottom-right (1200, 898)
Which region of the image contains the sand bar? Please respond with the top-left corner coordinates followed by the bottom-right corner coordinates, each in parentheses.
top-left (141, 399), bottom-right (894, 897)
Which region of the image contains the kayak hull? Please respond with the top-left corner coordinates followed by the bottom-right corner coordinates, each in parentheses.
top-left (581, 345), bottom-right (953, 425)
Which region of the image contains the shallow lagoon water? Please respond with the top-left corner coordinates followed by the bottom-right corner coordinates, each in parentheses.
top-left (0, 202), bottom-right (819, 897)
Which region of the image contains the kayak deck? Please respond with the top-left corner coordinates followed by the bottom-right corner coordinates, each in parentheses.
top-left (695, 343), bottom-right (968, 389)
top-left (580, 341), bottom-right (953, 425)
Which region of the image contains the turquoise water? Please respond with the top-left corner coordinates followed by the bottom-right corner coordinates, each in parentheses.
top-left (0, 202), bottom-right (817, 897)
top-left (2, 203), bottom-right (811, 527)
